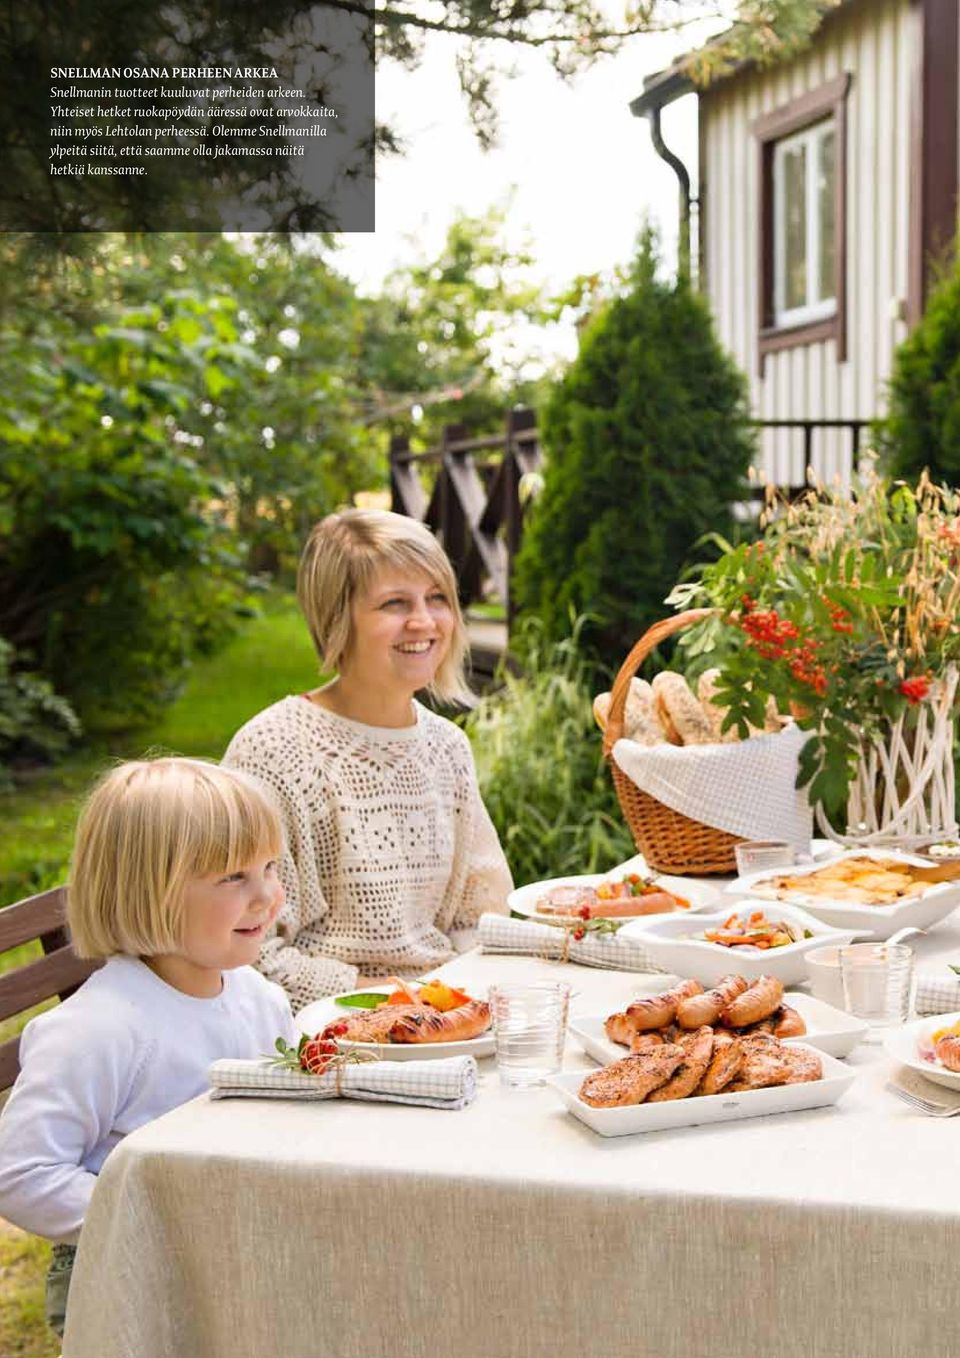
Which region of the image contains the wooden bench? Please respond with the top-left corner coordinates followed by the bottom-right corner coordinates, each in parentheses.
top-left (0, 886), bottom-right (103, 1092)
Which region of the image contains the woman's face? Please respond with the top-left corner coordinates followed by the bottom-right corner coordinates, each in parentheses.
top-left (343, 566), bottom-right (454, 695)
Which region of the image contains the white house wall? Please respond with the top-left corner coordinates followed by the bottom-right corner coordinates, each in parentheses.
top-left (700, 0), bottom-right (914, 487)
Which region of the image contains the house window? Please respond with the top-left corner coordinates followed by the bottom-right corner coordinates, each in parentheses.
top-left (753, 73), bottom-right (850, 374)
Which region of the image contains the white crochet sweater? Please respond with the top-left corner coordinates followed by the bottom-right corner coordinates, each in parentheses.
top-left (223, 696), bottom-right (513, 1008)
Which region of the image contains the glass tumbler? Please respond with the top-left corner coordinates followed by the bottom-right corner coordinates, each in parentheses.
top-left (734, 840), bottom-right (797, 877)
top-left (839, 943), bottom-right (914, 1035)
top-left (488, 982), bottom-right (571, 1088)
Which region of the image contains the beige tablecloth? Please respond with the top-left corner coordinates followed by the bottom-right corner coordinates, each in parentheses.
top-left (62, 880), bottom-right (960, 1358)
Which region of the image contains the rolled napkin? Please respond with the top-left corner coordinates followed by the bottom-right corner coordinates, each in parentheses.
top-left (915, 971), bottom-right (960, 1016)
top-left (208, 1054), bottom-right (478, 1110)
top-left (479, 912), bottom-right (662, 973)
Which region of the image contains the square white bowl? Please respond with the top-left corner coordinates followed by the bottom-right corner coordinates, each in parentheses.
top-left (619, 904), bottom-right (863, 986)
top-left (728, 850), bottom-right (960, 940)
top-left (570, 992), bottom-right (868, 1063)
top-left (546, 1044), bottom-right (856, 1136)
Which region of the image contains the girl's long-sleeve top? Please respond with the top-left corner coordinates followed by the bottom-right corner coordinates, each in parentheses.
top-left (223, 696), bottom-right (513, 1008)
top-left (0, 956), bottom-right (296, 1243)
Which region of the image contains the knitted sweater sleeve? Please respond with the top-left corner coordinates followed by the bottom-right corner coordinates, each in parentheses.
top-left (223, 723), bottom-right (359, 1008)
top-left (445, 734), bottom-right (513, 949)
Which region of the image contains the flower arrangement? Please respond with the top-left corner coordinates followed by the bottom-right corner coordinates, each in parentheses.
top-left (669, 463), bottom-right (960, 833)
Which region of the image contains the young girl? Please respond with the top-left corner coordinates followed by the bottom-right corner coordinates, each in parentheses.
top-left (223, 508), bottom-right (513, 1008)
top-left (0, 757), bottom-right (297, 1337)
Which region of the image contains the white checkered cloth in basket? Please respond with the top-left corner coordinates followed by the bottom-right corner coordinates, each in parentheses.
top-left (478, 912), bottom-right (662, 972)
top-left (915, 972), bottom-right (960, 1016)
top-left (208, 1055), bottom-right (478, 1109)
top-left (612, 722), bottom-right (813, 848)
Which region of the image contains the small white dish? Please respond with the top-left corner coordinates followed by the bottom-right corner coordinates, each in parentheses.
top-left (884, 1011), bottom-right (960, 1092)
top-left (619, 905), bottom-right (862, 986)
top-left (546, 1044), bottom-right (855, 1136)
top-left (509, 871), bottom-right (721, 922)
top-left (729, 849), bottom-right (960, 940)
top-left (295, 989), bottom-right (496, 1061)
top-left (570, 992), bottom-right (868, 1064)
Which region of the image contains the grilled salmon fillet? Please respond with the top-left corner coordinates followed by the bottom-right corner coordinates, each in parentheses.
top-left (647, 1026), bottom-right (715, 1102)
top-left (322, 1003), bottom-right (425, 1043)
top-left (579, 1045), bottom-right (684, 1107)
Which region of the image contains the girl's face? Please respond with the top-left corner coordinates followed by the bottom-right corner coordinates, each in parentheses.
top-left (343, 566), bottom-right (454, 696)
top-left (149, 852), bottom-right (283, 995)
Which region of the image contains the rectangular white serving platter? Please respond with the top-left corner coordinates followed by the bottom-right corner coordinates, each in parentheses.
top-left (547, 1044), bottom-right (855, 1137)
top-left (569, 992), bottom-right (869, 1063)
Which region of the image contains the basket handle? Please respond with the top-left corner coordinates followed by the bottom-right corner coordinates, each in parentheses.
top-left (602, 608), bottom-right (719, 758)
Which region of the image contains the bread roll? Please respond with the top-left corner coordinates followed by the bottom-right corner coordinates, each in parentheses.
top-left (697, 668), bottom-right (740, 743)
top-left (593, 692), bottom-right (611, 731)
top-left (594, 678), bottom-right (669, 745)
top-left (651, 672), bottom-right (714, 746)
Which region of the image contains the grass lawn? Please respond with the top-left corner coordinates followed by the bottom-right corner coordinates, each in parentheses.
top-left (0, 592), bottom-right (319, 1351)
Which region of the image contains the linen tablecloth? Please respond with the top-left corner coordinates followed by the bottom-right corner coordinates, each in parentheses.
top-left (62, 894), bottom-right (960, 1358)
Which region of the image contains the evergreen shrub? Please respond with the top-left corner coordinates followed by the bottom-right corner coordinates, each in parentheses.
top-left (512, 232), bottom-right (755, 675)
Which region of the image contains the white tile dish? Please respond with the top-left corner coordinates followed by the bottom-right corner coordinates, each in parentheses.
top-left (546, 1044), bottom-right (855, 1136)
top-left (509, 871), bottom-right (721, 922)
top-left (884, 1011), bottom-right (960, 1093)
top-left (618, 905), bottom-right (863, 986)
top-left (295, 989), bottom-right (496, 1061)
top-left (570, 992), bottom-right (868, 1064)
top-left (728, 850), bottom-right (960, 940)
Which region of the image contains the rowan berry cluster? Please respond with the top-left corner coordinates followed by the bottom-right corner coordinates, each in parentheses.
top-left (737, 600), bottom-right (827, 695)
top-left (899, 675), bottom-right (931, 705)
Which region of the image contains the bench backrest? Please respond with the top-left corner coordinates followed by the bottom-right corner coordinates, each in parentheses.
top-left (0, 886), bottom-right (104, 1091)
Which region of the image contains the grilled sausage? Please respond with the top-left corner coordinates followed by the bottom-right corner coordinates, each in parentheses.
top-left (721, 975), bottom-right (784, 1027)
top-left (676, 974), bottom-right (749, 1029)
top-left (626, 978), bottom-right (703, 1032)
top-left (388, 999), bottom-right (491, 1044)
top-left (772, 1004), bottom-right (806, 1038)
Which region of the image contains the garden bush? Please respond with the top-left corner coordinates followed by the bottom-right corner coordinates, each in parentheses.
top-left (876, 249), bottom-right (960, 481)
top-left (0, 639), bottom-right (79, 789)
top-left (512, 230), bottom-right (755, 676)
top-left (463, 618), bottom-right (634, 886)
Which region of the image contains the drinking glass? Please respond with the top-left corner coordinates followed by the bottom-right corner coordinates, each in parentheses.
top-left (734, 840), bottom-right (797, 877)
top-left (839, 943), bottom-right (914, 1036)
top-left (488, 982), bottom-right (571, 1088)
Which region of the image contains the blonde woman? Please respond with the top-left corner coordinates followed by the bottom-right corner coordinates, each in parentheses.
top-left (0, 758), bottom-right (296, 1337)
top-left (223, 509), bottom-right (512, 1007)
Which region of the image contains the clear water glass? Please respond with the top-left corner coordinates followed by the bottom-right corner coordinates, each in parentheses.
top-left (489, 982), bottom-right (571, 1088)
top-left (839, 943), bottom-right (914, 1035)
top-left (734, 840), bottom-right (797, 877)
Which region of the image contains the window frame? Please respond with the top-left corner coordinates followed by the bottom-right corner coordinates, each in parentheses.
top-left (752, 73), bottom-right (851, 375)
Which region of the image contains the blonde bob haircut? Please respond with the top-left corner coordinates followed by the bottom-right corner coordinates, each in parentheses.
top-left (297, 508), bottom-right (473, 705)
top-left (68, 757), bottom-right (283, 960)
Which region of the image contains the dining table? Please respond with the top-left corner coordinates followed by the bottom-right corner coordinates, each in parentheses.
top-left (62, 854), bottom-right (960, 1358)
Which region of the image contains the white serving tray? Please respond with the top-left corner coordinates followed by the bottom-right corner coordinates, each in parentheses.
top-left (619, 904), bottom-right (862, 986)
top-left (547, 1044), bottom-right (855, 1137)
top-left (729, 850), bottom-right (960, 940)
top-left (570, 992), bottom-right (868, 1064)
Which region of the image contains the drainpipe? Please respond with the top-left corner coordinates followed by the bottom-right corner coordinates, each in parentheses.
top-left (647, 104), bottom-right (693, 283)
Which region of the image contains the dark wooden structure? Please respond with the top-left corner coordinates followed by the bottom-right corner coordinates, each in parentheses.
top-left (0, 886), bottom-right (102, 1091)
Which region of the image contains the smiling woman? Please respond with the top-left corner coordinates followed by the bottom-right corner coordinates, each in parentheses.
top-left (222, 510), bottom-right (513, 1007)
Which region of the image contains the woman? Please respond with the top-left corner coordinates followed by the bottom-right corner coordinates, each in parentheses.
top-left (223, 509), bottom-right (512, 1007)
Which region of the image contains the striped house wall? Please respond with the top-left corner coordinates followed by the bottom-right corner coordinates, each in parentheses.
top-left (699, 0), bottom-right (919, 488)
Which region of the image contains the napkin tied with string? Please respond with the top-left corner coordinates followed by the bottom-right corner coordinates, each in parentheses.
top-left (478, 912), bottom-right (662, 972)
top-left (208, 1054), bottom-right (477, 1109)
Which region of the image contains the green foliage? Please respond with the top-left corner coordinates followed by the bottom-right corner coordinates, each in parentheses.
top-left (512, 230), bottom-right (755, 674)
top-left (0, 640), bottom-right (80, 789)
top-left (463, 618), bottom-right (634, 885)
top-left (876, 252), bottom-right (960, 481)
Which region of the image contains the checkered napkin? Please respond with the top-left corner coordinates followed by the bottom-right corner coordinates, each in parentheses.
top-left (478, 912), bottom-right (662, 973)
top-left (915, 971), bottom-right (960, 1016)
top-left (208, 1055), bottom-right (478, 1110)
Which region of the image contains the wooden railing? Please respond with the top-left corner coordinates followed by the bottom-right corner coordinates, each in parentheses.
top-left (748, 418), bottom-right (871, 498)
top-left (389, 408), bottom-right (541, 618)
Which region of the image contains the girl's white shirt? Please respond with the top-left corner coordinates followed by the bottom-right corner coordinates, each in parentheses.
top-left (0, 955), bottom-right (296, 1243)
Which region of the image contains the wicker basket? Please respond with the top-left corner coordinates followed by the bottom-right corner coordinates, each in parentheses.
top-left (602, 609), bottom-right (743, 876)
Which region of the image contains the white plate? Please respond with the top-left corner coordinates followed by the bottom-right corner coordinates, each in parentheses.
top-left (509, 871), bottom-right (721, 922)
top-left (570, 992), bottom-right (868, 1064)
top-left (884, 1011), bottom-right (960, 1092)
top-left (618, 905), bottom-right (863, 985)
top-left (547, 1044), bottom-right (855, 1136)
top-left (729, 850), bottom-right (960, 940)
top-left (295, 988), bottom-right (496, 1061)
